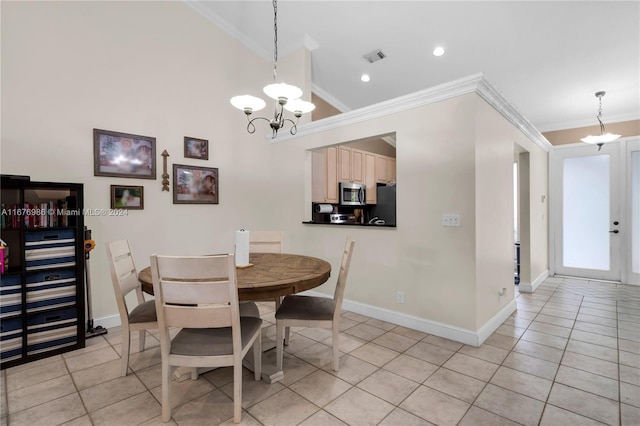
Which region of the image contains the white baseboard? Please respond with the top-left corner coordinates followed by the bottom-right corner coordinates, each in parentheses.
top-left (476, 299), bottom-right (518, 346)
top-left (518, 269), bottom-right (549, 293)
top-left (93, 314), bottom-right (121, 330)
top-left (303, 291), bottom-right (516, 347)
top-left (96, 292), bottom-right (518, 348)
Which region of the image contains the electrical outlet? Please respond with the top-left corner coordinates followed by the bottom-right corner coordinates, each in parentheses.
top-left (442, 213), bottom-right (460, 227)
top-left (396, 291), bottom-right (404, 303)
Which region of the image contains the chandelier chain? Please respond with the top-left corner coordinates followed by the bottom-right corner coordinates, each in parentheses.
top-left (597, 95), bottom-right (605, 135)
top-left (272, 0), bottom-right (278, 83)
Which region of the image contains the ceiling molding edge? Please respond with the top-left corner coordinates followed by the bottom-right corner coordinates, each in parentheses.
top-left (184, 0), bottom-right (272, 61)
top-left (272, 73), bottom-right (485, 142)
top-left (311, 84), bottom-right (351, 113)
top-left (274, 73), bottom-right (552, 153)
top-left (475, 78), bottom-right (553, 152)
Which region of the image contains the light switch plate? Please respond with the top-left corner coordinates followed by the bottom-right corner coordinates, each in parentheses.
top-left (442, 213), bottom-right (460, 227)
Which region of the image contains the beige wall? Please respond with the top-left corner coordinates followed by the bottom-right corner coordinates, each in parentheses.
top-left (2, 1), bottom-right (549, 339)
top-left (1, 1), bottom-right (309, 320)
top-left (311, 93), bottom-right (341, 121)
top-left (271, 92), bottom-right (549, 334)
top-left (543, 119), bottom-right (640, 145)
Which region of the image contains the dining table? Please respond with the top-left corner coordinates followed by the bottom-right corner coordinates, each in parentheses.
top-left (138, 252), bottom-right (332, 383)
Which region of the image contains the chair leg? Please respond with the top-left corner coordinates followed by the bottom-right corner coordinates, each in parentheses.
top-left (191, 368), bottom-right (199, 381)
top-left (275, 296), bottom-right (282, 309)
top-left (276, 321), bottom-right (284, 370)
top-left (233, 361), bottom-right (242, 423)
top-left (161, 360), bottom-right (171, 422)
top-left (284, 326), bottom-right (291, 346)
top-left (121, 328), bottom-right (131, 377)
top-left (253, 331), bottom-right (262, 380)
top-left (138, 329), bottom-right (146, 352)
top-left (332, 322), bottom-right (340, 371)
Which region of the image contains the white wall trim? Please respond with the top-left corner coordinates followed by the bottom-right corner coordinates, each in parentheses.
top-left (94, 314), bottom-right (121, 331)
top-left (311, 83), bottom-right (351, 114)
top-left (303, 290), bottom-right (515, 347)
top-left (476, 298), bottom-right (518, 346)
top-left (275, 74), bottom-right (552, 152)
top-left (518, 269), bottom-right (550, 293)
top-left (184, 1), bottom-right (272, 61)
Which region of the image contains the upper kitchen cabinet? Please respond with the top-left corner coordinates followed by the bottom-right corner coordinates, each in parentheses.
top-left (338, 147), bottom-right (364, 184)
top-left (312, 146), bottom-right (338, 203)
top-left (376, 155), bottom-right (396, 184)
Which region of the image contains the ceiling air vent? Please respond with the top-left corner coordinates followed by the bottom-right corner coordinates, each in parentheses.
top-left (363, 49), bottom-right (386, 63)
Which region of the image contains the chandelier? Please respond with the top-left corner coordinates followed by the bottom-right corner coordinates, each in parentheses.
top-left (230, 0), bottom-right (315, 138)
top-left (580, 91), bottom-right (620, 151)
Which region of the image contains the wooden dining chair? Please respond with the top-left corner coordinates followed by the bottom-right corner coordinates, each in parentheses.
top-left (249, 231), bottom-right (285, 307)
top-left (275, 237), bottom-right (355, 371)
top-left (150, 253), bottom-right (262, 424)
top-left (249, 231), bottom-right (284, 254)
top-left (106, 239), bottom-right (158, 377)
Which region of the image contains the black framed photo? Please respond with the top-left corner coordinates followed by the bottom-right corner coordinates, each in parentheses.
top-left (173, 164), bottom-right (218, 204)
top-left (111, 185), bottom-right (144, 209)
top-left (94, 128), bottom-right (156, 179)
top-left (184, 137), bottom-right (209, 160)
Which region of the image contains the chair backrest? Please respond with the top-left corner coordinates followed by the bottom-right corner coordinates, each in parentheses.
top-left (249, 231), bottom-right (284, 254)
top-left (106, 239), bottom-right (144, 322)
top-left (332, 237), bottom-right (355, 319)
top-left (150, 254), bottom-right (240, 333)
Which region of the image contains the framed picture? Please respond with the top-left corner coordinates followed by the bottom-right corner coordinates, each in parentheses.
top-left (184, 137), bottom-right (209, 160)
top-left (173, 164), bottom-right (218, 204)
top-left (94, 129), bottom-right (156, 179)
top-left (111, 185), bottom-right (144, 209)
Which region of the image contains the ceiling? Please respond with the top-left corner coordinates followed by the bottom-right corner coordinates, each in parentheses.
top-left (189, 1), bottom-right (639, 132)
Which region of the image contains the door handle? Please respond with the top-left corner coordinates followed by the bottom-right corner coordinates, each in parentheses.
top-left (609, 230), bottom-right (619, 234)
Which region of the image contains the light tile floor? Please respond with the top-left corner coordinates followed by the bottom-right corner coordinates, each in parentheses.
top-left (1, 277), bottom-right (639, 425)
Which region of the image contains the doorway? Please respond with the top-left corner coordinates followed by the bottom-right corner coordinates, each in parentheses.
top-left (514, 145), bottom-right (532, 291)
top-left (551, 138), bottom-right (639, 285)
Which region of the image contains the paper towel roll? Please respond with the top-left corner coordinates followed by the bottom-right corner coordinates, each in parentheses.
top-left (314, 203), bottom-right (333, 214)
top-left (235, 229), bottom-right (250, 266)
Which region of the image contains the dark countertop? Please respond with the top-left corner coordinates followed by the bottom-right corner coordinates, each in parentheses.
top-left (302, 221), bottom-right (396, 228)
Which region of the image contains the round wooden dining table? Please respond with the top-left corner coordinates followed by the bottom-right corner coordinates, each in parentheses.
top-left (138, 252), bottom-right (332, 301)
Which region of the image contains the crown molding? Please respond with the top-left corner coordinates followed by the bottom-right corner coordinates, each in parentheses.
top-left (475, 77), bottom-right (553, 152)
top-left (184, 0), bottom-right (272, 61)
top-left (275, 74), bottom-right (553, 152)
top-left (311, 83), bottom-right (351, 113)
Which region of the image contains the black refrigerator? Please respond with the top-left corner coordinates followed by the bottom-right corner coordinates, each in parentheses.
top-left (371, 184), bottom-right (396, 225)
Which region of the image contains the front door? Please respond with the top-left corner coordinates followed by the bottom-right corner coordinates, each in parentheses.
top-left (552, 143), bottom-right (621, 281)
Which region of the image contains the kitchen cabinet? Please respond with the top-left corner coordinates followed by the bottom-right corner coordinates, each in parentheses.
top-left (365, 152), bottom-right (377, 204)
top-left (338, 147), bottom-right (364, 184)
top-left (351, 149), bottom-right (364, 183)
top-left (313, 146), bottom-right (394, 205)
top-left (375, 155), bottom-right (388, 183)
top-left (312, 147), bottom-right (338, 203)
top-left (375, 154), bottom-right (396, 184)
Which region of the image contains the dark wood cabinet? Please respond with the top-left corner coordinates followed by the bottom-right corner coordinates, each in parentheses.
top-left (1, 176), bottom-right (85, 369)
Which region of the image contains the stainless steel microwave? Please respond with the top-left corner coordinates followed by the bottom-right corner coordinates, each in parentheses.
top-left (339, 182), bottom-right (366, 206)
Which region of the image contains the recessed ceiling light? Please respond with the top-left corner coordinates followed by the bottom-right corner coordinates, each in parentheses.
top-left (361, 74), bottom-right (371, 83)
top-left (433, 46), bottom-right (445, 57)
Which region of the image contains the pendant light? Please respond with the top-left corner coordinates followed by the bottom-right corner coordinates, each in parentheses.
top-left (580, 91), bottom-right (620, 151)
top-left (230, 0), bottom-right (315, 138)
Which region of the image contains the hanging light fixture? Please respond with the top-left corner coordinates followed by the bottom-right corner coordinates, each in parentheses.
top-left (580, 91), bottom-right (620, 151)
top-left (230, 0), bottom-right (315, 138)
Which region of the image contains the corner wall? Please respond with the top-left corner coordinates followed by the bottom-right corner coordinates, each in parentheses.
top-left (0, 1), bottom-right (309, 320)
